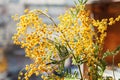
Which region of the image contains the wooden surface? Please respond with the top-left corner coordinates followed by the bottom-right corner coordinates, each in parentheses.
top-left (83, 2), bottom-right (120, 79)
top-left (86, 1), bottom-right (120, 65)
top-left (0, 48), bottom-right (7, 73)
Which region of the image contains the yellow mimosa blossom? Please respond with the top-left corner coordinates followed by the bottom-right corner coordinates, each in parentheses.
top-left (12, 0), bottom-right (120, 80)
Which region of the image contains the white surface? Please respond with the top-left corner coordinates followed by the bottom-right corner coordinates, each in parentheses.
top-left (0, 72), bottom-right (7, 79)
top-left (20, 0), bottom-right (65, 4)
top-left (103, 68), bottom-right (120, 80)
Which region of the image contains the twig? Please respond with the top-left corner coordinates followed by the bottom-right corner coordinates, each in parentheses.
top-left (78, 64), bottom-right (83, 80)
top-left (112, 55), bottom-right (116, 80)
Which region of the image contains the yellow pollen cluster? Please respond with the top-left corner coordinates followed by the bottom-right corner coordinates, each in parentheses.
top-left (12, 1), bottom-right (120, 80)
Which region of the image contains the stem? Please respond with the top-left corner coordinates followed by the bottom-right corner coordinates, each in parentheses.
top-left (61, 31), bottom-right (83, 80)
top-left (78, 64), bottom-right (83, 80)
top-left (67, 40), bottom-right (83, 80)
top-left (112, 55), bottom-right (116, 80)
top-left (42, 12), bottom-right (57, 27)
top-left (36, 10), bottom-right (58, 27)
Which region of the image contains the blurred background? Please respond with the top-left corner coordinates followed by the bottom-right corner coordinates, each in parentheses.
top-left (0, 0), bottom-right (120, 80)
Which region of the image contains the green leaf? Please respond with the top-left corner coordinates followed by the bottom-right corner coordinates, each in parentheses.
top-left (78, 0), bottom-right (88, 4)
top-left (83, 0), bottom-right (88, 4)
top-left (94, 44), bottom-right (99, 54)
top-left (102, 50), bottom-right (112, 59)
top-left (46, 58), bottom-right (66, 65)
top-left (78, 0), bottom-right (82, 4)
top-left (74, 71), bottom-right (78, 78)
top-left (113, 46), bottom-right (120, 53)
top-left (74, 1), bottom-right (77, 5)
top-left (102, 46), bottom-right (120, 59)
top-left (55, 44), bottom-right (69, 59)
top-left (98, 59), bottom-right (106, 76)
